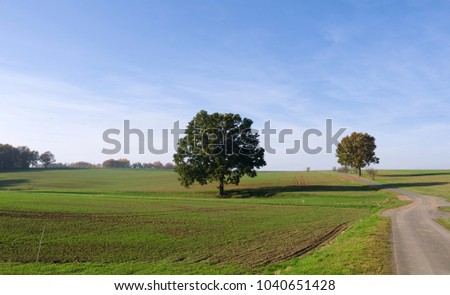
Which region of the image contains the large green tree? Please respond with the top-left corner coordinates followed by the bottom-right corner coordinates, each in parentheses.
top-left (174, 110), bottom-right (266, 196)
top-left (335, 132), bottom-right (379, 176)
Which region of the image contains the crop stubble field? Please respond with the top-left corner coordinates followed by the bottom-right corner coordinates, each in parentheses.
top-left (0, 169), bottom-right (410, 274)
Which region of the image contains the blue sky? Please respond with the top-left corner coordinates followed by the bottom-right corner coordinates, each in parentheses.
top-left (1, 0), bottom-right (449, 169)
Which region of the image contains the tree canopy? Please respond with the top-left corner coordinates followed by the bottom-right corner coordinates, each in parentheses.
top-left (335, 132), bottom-right (379, 176)
top-left (173, 110), bottom-right (266, 196)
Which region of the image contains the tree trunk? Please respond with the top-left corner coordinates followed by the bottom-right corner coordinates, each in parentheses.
top-left (218, 175), bottom-right (225, 197)
top-left (358, 167), bottom-right (362, 177)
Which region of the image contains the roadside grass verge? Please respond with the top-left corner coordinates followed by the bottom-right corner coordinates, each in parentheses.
top-left (438, 206), bottom-right (450, 212)
top-left (436, 219), bottom-right (450, 231)
top-left (264, 215), bottom-right (396, 275)
top-left (437, 207), bottom-right (450, 231)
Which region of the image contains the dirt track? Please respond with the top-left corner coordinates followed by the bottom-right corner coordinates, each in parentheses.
top-left (353, 176), bottom-right (450, 274)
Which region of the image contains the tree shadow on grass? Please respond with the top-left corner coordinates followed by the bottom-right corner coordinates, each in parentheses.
top-left (0, 179), bottom-right (30, 189)
top-left (227, 182), bottom-right (449, 198)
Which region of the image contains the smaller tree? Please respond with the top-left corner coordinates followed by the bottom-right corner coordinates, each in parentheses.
top-left (306, 167), bottom-right (311, 172)
top-left (152, 161), bottom-right (163, 169)
top-left (143, 162), bottom-right (154, 169)
top-left (336, 132), bottom-right (379, 176)
top-left (39, 151), bottom-right (56, 168)
top-left (102, 159), bottom-right (116, 168)
top-left (337, 166), bottom-right (350, 173)
top-left (164, 162), bottom-right (175, 169)
top-left (116, 158), bottom-right (130, 168)
top-left (366, 167), bottom-right (378, 180)
top-left (132, 162), bottom-right (144, 169)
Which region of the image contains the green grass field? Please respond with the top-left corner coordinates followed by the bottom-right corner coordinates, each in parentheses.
top-left (0, 169), bottom-right (405, 274)
top-left (365, 170), bottom-right (450, 201)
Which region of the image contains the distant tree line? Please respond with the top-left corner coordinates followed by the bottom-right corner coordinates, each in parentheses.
top-left (42, 162), bottom-right (102, 168)
top-left (102, 158), bottom-right (130, 168)
top-left (24, 159), bottom-right (176, 169)
top-left (0, 144), bottom-right (38, 169)
top-left (0, 144), bottom-right (56, 169)
top-left (70, 161), bottom-right (100, 168)
top-left (131, 161), bottom-right (175, 169)
top-left (102, 158), bottom-right (175, 169)
top-left (0, 143), bottom-right (175, 170)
